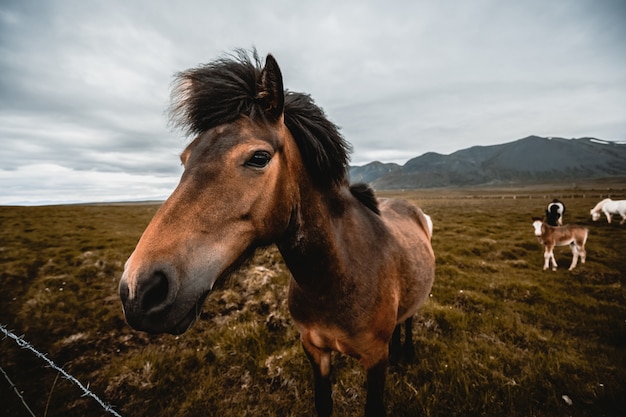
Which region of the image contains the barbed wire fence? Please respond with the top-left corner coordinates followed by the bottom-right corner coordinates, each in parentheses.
top-left (1, 324), bottom-right (123, 417)
top-left (0, 363), bottom-right (36, 417)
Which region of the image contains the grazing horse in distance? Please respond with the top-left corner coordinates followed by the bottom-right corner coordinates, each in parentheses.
top-left (545, 198), bottom-right (565, 226)
top-left (590, 198), bottom-right (626, 224)
top-left (118, 50), bottom-right (436, 417)
top-left (532, 217), bottom-right (588, 271)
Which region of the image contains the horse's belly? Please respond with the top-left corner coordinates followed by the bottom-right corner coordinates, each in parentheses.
top-left (295, 321), bottom-right (391, 365)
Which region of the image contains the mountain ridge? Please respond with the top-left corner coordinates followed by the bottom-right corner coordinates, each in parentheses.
top-left (349, 136), bottom-right (626, 189)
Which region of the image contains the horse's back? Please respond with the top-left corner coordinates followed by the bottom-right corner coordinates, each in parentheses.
top-left (607, 199), bottom-right (626, 212)
top-left (555, 223), bottom-right (589, 246)
top-left (379, 198), bottom-right (433, 242)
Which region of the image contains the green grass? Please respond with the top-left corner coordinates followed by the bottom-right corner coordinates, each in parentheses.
top-left (1, 189), bottom-right (625, 416)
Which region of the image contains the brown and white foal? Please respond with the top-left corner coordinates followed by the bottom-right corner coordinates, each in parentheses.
top-left (532, 217), bottom-right (588, 271)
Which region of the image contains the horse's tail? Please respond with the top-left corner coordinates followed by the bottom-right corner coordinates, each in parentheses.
top-left (421, 212), bottom-right (433, 241)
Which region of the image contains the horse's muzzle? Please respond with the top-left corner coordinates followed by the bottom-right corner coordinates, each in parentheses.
top-left (119, 265), bottom-right (197, 335)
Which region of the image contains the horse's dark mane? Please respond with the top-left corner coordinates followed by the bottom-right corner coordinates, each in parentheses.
top-left (170, 49), bottom-right (351, 187)
top-left (284, 92), bottom-right (352, 187)
top-left (350, 183), bottom-right (380, 215)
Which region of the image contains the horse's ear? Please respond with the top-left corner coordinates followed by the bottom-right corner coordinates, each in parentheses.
top-left (257, 54), bottom-right (284, 122)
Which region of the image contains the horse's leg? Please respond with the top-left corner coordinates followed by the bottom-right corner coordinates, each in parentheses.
top-left (390, 318), bottom-right (415, 365)
top-left (365, 359), bottom-right (387, 417)
top-left (579, 244), bottom-right (586, 264)
top-left (620, 212), bottom-right (626, 225)
top-left (389, 324), bottom-right (402, 365)
top-left (577, 238), bottom-right (587, 264)
top-left (606, 212), bottom-right (612, 223)
top-left (303, 343), bottom-right (333, 417)
top-left (543, 247), bottom-right (551, 270)
top-left (360, 335), bottom-right (392, 417)
top-left (545, 245), bottom-right (557, 271)
top-left (403, 317), bottom-right (415, 362)
top-left (569, 243), bottom-right (579, 270)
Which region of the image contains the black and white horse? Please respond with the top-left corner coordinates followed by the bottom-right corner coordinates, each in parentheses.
top-left (545, 199), bottom-right (565, 226)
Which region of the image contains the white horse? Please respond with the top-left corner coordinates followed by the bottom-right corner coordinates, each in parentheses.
top-left (590, 198), bottom-right (626, 224)
top-left (532, 218), bottom-right (588, 271)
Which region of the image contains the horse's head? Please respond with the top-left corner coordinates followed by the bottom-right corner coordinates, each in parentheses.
top-left (119, 53), bottom-right (301, 334)
top-left (531, 217), bottom-right (543, 236)
top-left (590, 198), bottom-right (611, 221)
top-left (590, 209), bottom-right (601, 221)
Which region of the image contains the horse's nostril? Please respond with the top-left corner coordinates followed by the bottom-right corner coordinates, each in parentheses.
top-left (141, 271), bottom-right (170, 312)
top-left (119, 280), bottom-right (130, 303)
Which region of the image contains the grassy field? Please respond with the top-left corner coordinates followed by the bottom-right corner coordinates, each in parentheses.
top-left (1, 187), bottom-right (625, 416)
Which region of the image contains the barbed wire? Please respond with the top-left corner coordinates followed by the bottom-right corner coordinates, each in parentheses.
top-left (1, 324), bottom-right (123, 417)
top-left (0, 364), bottom-right (37, 417)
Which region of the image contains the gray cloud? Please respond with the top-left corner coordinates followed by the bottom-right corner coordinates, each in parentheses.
top-left (1, 0), bottom-right (625, 204)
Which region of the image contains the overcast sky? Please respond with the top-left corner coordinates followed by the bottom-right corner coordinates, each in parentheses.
top-left (1, 0), bottom-right (625, 204)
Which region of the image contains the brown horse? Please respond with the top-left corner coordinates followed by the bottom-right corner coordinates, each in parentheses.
top-left (119, 50), bottom-right (436, 417)
top-left (532, 217), bottom-right (588, 271)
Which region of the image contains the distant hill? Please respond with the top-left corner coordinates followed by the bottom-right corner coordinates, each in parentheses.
top-left (349, 136), bottom-right (626, 189)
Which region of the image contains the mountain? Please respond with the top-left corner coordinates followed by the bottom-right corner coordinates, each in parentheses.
top-left (349, 136), bottom-right (626, 189)
top-left (348, 161), bottom-right (401, 184)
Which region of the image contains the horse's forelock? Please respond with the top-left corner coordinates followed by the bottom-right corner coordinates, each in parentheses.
top-left (169, 49), bottom-right (352, 187)
top-left (169, 49), bottom-right (263, 135)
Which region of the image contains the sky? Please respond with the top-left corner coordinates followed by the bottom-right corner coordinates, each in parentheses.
top-left (1, 0), bottom-right (625, 205)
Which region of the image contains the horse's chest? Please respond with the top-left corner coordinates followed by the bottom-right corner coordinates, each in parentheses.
top-left (287, 282), bottom-right (358, 327)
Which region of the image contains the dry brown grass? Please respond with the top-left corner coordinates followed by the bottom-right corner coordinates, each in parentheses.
top-left (1, 187), bottom-right (625, 416)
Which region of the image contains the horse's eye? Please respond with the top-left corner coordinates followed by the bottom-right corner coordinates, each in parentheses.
top-left (245, 151), bottom-right (271, 168)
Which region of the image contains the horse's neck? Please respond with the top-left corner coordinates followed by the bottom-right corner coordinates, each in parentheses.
top-left (277, 186), bottom-right (372, 292)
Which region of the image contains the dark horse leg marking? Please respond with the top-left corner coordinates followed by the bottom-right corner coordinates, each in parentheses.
top-left (390, 316), bottom-right (415, 365)
top-left (365, 359), bottom-right (388, 417)
top-left (304, 346), bottom-right (333, 417)
top-left (403, 316), bottom-right (415, 363)
top-left (389, 324), bottom-right (402, 365)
